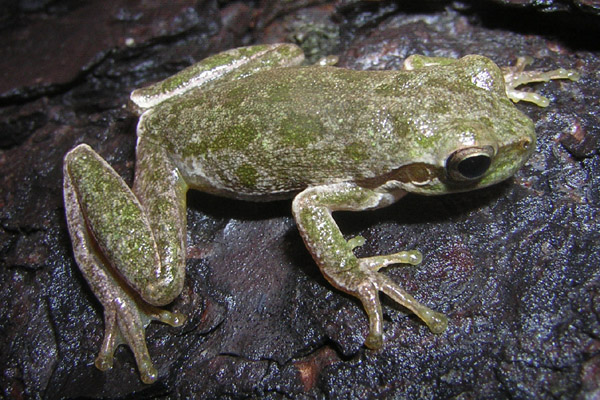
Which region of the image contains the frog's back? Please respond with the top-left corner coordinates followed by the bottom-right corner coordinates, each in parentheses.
top-left (139, 66), bottom-right (408, 200)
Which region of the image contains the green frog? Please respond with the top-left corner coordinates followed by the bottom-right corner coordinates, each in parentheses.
top-left (63, 43), bottom-right (578, 383)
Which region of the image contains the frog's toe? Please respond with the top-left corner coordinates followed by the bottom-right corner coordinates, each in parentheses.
top-left (365, 331), bottom-right (384, 349)
top-left (347, 235), bottom-right (366, 250)
top-left (418, 308), bottom-right (448, 334)
top-left (137, 357), bottom-right (159, 384)
top-left (95, 350), bottom-right (114, 372)
top-left (355, 280), bottom-right (384, 349)
top-left (374, 273), bottom-right (448, 334)
top-left (94, 307), bottom-right (158, 383)
top-left (152, 308), bottom-right (186, 327)
top-left (95, 310), bottom-right (118, 371)
top-left (92, 294), bottom-right (185, 384)
top-left (358, 249), bottom-right (422, 272)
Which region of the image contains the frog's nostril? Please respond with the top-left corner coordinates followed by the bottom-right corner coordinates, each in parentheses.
top-left (446, 146), bottom-right (494, 182)
top-left (521, 137), bottom-right (533, 151)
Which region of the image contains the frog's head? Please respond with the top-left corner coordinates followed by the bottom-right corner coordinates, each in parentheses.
top-left (391, 112), bottom-right (536, 195)
top-left (444, 114), bottom-right (534, 191)
top-left (380, 56), bottom-right (537, 195)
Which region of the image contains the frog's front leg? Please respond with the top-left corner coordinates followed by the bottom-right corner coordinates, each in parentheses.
top-left (292, 183), bottom-right (448, 349)
top-left (63, 141), bottom-right (187, 383)
top-left (501, 56), bottom-right (580, 107)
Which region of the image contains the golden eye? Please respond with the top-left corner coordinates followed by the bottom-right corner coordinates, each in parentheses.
top-left (446, 146), bottom-right (494, 182)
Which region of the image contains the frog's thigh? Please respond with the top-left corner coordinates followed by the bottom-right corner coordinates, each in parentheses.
top-left (64, 145), bottom-right (164, 301)
top-left (292, 183), bottom-right (447, 348)
top-left (132, 137), bottom-right (188, 304)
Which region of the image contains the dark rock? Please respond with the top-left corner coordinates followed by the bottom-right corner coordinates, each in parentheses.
top-left (0, 0), bottom-right (598, 398)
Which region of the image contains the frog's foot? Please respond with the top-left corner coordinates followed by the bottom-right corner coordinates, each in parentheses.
top-left (502, 56), bottom-right (580, 107)
top-left (353, 250), bottom-right (448, 349)
top-left (94, 290), bottom-right (185, 384)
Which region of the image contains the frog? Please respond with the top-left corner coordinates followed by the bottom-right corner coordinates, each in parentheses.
top-left (63, 43), bottom-right (579, 383)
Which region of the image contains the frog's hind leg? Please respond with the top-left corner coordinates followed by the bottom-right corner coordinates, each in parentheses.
top-left (63, 144), bottom-right (185, 383)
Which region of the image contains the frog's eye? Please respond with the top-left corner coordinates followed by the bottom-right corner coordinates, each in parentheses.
top-left (446, 146), bottom-right (494, 182)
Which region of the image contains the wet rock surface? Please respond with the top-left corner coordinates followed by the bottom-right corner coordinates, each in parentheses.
top-left (486, 0), bottom-right (600, 14)
top-left (1, 0), bottom-right (598, 398)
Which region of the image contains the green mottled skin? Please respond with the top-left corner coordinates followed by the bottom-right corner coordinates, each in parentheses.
top-left (131, 44), bottom-right (305, 112)
top-left (140, 56), bottom-right (534, 198)
top-left (66, 148), bottom-right (157, 285)
top-left (63, 43), bottom-right (577, 383)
